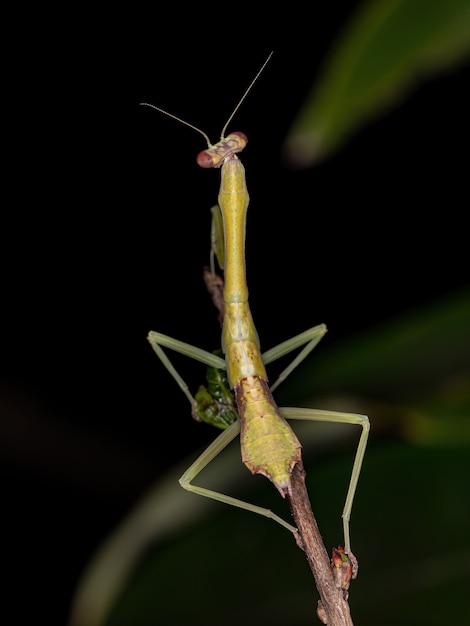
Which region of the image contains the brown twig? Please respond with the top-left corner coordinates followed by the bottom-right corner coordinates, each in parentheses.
top-left (203, 266), bottom-right (225, 326)
top-left (288, 463), bottom-right (354, 626)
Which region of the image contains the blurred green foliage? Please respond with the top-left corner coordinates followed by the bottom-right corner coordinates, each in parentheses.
top-left (284, 0), bottom-right (470, 166)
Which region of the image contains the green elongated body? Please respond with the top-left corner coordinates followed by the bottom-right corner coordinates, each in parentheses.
top-left (145, 78), bottom-right (369, 554)
top-left (218, 156), bottom-right (302, 497)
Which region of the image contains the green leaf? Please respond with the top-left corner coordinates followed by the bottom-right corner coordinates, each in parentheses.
top-left (284, 0), bottom-right (470, 167)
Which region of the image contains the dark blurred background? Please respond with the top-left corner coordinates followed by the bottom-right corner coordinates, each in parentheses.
top-left (3, 3), bottom-right (469, 624)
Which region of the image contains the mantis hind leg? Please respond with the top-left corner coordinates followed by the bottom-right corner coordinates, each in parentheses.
top-left (147, 332), bottom-right (295, 530)
top-left (147, 327), bottom-right (297, 531)
top-left (179, 420), bottom-right (299, 535)
top-left (261, 322), bottom-right (369, 553)
top-left (280, 407), bottom-right (370, 557)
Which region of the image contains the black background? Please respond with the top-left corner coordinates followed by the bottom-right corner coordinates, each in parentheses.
top-left (3, 4), bottom-right (469, 624)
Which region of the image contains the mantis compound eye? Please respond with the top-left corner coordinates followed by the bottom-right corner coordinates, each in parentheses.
top-left (197, 132), bottom-right (248, 168)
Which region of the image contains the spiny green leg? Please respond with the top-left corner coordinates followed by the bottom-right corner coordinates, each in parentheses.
top-left (147, 331), bottom-right (225, 409)
top-left (280, 406), bottom-right (370, 558)
top-left (262, 323), bottom-right (328, 393)
top-left (147, 332), bottom-right (238, 430)
top-left (178, 420), bottom-right (298, 534)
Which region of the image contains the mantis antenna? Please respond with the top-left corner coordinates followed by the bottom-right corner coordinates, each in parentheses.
top-left (140, 51), bottom-right (274, 148)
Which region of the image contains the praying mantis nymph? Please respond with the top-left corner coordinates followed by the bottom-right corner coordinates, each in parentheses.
top-left (142, 53), bottom-right (369, 558)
